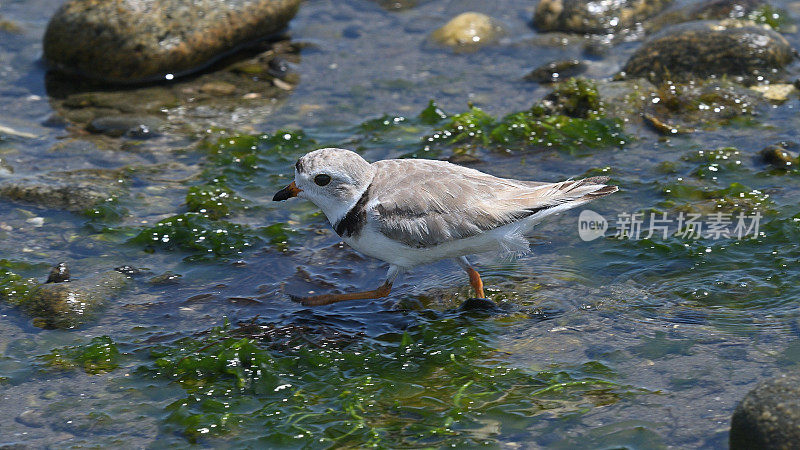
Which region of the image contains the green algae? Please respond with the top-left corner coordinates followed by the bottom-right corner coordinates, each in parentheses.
top-left (748, 4), bottom-right (792, 31)
top-left (420, 78), bottom-right (627, 153)
top-left (129, 213), bottom-right (262, 262)
top-left (654, 147), bottom-right (775, 216)
top-left (661, 181), bottom-right (773, 215)
top-left (0, 260), bottom-right (37, 307)
top-left (422, 106), bottom-right (627, 154)
top-left (133, 318), bottom-right (649, 445)
top-left (185, 182), bottom-right (248, 220)
top-left (645, 82), bottom-right (758, 131)
top-left (203, 129), bottom-right (318, 186)
top-left (117, 130), bottom-right (318, 260)
top-left (83, 196), bottom-right (128, 223)
top-left (540, 77), bottom-right (605, 119)
top-left (418, 99), bottom-right (449, 125)
top-left (357, 81), bottom-right (628, 158)
top-left (490, 113), bottom-right (626, 151)
top-left (41, 336), bottom-right (120, 375)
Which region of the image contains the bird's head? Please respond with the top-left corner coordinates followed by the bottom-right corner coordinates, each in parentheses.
top-left (273, 148), bottom-right (375, 223)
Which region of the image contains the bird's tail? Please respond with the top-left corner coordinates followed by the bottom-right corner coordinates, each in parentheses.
top-left (498, 176), bottom-right (618, 256)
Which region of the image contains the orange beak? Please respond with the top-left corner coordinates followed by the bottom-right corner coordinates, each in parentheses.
top-left (273, 181), bottom-right (302, 201)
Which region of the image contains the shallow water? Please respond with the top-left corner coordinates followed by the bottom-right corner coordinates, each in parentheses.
top-left (2, 0), bottom-right (800, 447)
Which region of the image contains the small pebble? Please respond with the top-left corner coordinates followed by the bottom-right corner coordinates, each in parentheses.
top-left (26, 217), bottom-right (44, 227)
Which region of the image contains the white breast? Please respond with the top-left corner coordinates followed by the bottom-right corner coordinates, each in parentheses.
top-left (343, 214), bottom-right (546, 269)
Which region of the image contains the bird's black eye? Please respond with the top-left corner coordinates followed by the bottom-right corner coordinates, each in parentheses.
top-left (314, 174), bottom-right (331, 186)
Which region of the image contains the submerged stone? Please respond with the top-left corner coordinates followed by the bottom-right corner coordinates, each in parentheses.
top-left (430, 12), bottom-right (505, 50)
top-left (524, 59), bottom-right (586, 84)
top-left (22, 266), bottom-right (129, 329)
top-left (46, 262), bottom-right (70, 283)
top-left (533, 0), bottom-right (673, 34)
top-left (646, 0), bottom-right (766, 33)
top-left (641, 80), bottom-right (760, 131)
top-left (760, 143), bottom-right (797, 168)
top-left (750, 83), bottom-right (796, 101)
top-left (623, 20), bottom-right (795, 83)
top-left (0, 178), bottom-right (109, 212)
top-left (459, 297), bottom-right (500, 312)
top-left (43, 0), bottom-right (301, 83)
top-left (730, 373), bottom-right (800, 449)
top-left (86, 115), bottom-right (164, 138)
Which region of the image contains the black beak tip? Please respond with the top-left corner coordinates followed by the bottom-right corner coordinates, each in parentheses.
top-left (273, 190), bottom-right (290, 201)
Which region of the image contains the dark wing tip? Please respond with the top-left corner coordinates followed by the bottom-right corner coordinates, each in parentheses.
top-left (579, 176), bottom-right (610, 184)
top-left (586, 184), bottom-right (618, 197)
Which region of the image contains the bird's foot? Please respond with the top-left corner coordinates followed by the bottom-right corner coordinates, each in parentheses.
top-left (289, 293), bottom-right (341, 307)
top-left (289, 282), bottom-right (393, 307)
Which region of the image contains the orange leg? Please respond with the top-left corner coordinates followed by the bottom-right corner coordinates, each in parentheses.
top-left (292, 282), bottom-right (393, 306)
top-left (457, 257), bottom-right (485, 298)
top-left (465, 267), bottom-right (485, 298)
top-left (291, 265), bottom-right (400, 307)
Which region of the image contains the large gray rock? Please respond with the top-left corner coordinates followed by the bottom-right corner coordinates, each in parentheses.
top-left (730, 373), bottom-right (800, 450)
top-left (533, 0), bottom-right (673, 34)
top-left (623, 20), bottom-right (794, 83)
top-left (43, 0), bottom-right (301, 83)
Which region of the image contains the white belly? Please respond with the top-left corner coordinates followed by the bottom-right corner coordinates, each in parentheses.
top-left (342, 216), bottom-right (541, 269)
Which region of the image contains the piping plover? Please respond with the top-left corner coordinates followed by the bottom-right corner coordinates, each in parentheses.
top-left (274, 148), bottom-right (617, 306)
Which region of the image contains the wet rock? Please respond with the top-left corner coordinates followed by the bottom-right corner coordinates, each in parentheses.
top-left (0, 16), bottom-right (22, 33)
top-left (0, 124), bottom-right (38, 139)
top-left (533, 0), bottom-right (673, 34)
top-left (730, 373), bottom-right (800, 449)
top-left (46, 262), bottom-right (70, 283)
top-left (148, 271), bottom-right (182, 285)
top-left (524, 59), bottom-right (586, 83)
top-left (684, 0), bottom-right (764, 20)
top-left (22, 266), bottom-right (129, 329)
top-left (46, 39), bottom-right (300, 133)
top-left (642, 80), bottom-right (760, 132)
top-left (447, 154), bottom-right (482, 165)
top-left (459, 297), bottom-right (500, 312)
top-left (16, 410), bottom-right (45, 428)
top-left (373, 0), bottom-right (427, 10)
top-left (0, 179), bottom-right (108, 212)
top-left (43, 0), bottom-right (301, 83)
top-left (647, 0), bottom-right (765, 33)
top-left (594, 78), bottom-right (657, 122)
top-left (760, 143), bottom-right (797, 168)
top-left (622, 20), bottom-right (795, 83)
top-left (25, 217), bottom-right (45, 228)
top-left (0, 157), bottom-right (12, 176)
top-left (750, 83), bottom-right (796, 101)
top-left (430, 12), bottom-right (505, 50)
top-left (86, 115), bottom-right (164, 139)
top-left (199, 81), bottom-right (238, 96)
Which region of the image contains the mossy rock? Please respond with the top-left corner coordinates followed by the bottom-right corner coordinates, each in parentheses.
top-left (534, 0), bottom-right (673, 34)
top-left (646, 0), bottom-right (768, 33)
top-left (730, 373), bottom-right (800, 449)
top-left (623, 20), bottom-right (794, 83)
top-left (22, 269), bottom-right (129, 329)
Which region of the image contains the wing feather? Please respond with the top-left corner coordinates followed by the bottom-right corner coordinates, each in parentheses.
top-left (368, 160), bottom-right (617, 248)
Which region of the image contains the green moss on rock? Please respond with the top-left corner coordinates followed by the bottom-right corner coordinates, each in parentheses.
top-left (41, 336), bottom-right (120, 374)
